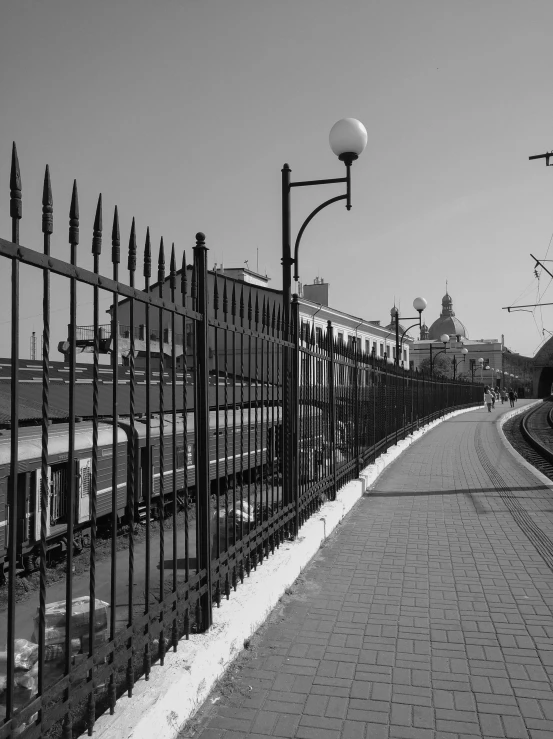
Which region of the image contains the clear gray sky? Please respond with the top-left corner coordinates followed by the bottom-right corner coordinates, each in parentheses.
top-left (1, 0), bottom-right (553, 359)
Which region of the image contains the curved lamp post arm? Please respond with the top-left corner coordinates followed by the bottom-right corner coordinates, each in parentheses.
top-left (432, 349), bottom-right (448, 371)
top-left (400, 321), bottom-right (421, 344)
top-left (293, 194), bottom-right (347, 281)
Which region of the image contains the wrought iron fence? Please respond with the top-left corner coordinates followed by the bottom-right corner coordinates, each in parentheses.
top-left (0, 144), bottom-right (482, 738)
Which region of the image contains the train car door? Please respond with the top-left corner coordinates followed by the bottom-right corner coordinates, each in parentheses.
top-left (77, 458), bottom-right (92, 523)
top-left (141, 446), bottom-right (153, 503)
top-left (35, 468), bottom-right (51, 540)
top-left (17, 473), bottom-right (29, 545)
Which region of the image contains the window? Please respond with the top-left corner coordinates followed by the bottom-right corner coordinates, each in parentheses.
top-left (338, 332), bottom-right (344, 344)
top-left (186, 322), bottom-right (194, 348)
top-left (315, 326), bottom-right (323, 347)
top-left (316, 360), bottom-right (323, 384)
top-left (379, 343), bottom-right (384, 357)
top-left (403, 349), bottom-right (407, 361)
top-left (365, 339), bottom-right (370, 355)
top-left (392, 346), bottom-right (396, 359)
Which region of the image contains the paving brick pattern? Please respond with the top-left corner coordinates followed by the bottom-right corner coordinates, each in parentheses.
top-left (187, 404), bottom-right (553, 739)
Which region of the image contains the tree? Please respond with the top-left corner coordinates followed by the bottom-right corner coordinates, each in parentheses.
top-left (418, 355), bottom-right (453, 379)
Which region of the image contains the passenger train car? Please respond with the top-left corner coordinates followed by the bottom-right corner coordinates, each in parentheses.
top-left (0, 404), bottom-right (323, 576)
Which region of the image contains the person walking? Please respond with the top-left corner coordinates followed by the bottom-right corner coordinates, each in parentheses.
top-left (508, 388), bottom-right (515, 408)
top-left (491, 389), bottom-right (496, 409)
top-left (484, 387), bottom-right (493, 412)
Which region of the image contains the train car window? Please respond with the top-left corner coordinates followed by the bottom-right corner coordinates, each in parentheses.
top-left (34, 467), bottom-right (52, 539)
top-left (50, 462), bottom-right (69, 525)
top-left (77, 458), bottom-right (92, 524)
top-left (176, 446), bottom-right (185, 468)
top-left (187, 443), bottom-right (194, 466)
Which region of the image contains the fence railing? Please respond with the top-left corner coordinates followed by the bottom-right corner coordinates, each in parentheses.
top-left (0, 144), bottom-right (482, 738)
top-left (75, 323), bottom-right (185, 347)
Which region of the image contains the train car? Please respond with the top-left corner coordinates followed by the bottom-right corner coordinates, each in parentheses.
top-left (0, 421), bottom-right (127, 573)
top-left (124, 405), bottom-right (284, 518)
top-left (0, 402), bottom-right (325, 577)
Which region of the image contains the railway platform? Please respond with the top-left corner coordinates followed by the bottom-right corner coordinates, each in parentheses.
top-left (187, 400), bottom-right (553, 739)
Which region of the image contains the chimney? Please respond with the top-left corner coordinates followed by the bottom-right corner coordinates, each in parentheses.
top-left (303, 278), bottom-right (329, 306)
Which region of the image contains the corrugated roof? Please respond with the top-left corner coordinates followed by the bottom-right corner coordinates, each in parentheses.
top-left (0, 380), bottom-right (269, 425)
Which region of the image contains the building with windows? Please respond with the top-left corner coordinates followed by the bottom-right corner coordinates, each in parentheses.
top-left (65, 269), bottom-right (411, 382)
top-left (298, 279), bottom-right (412, 366)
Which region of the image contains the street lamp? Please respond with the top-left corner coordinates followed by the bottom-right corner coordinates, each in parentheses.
top-left (478, 357), bottom-right (484, 384)
top-left (430, 333), bottom-right (450, 375)
top-left (281, 118), bottom-right (367, 519)
top-left (452, 346), bottom-right (469, 380)
top-left (393, 297), bottom-right (428, 367)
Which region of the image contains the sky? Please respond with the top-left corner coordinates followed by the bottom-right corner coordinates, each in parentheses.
top-left (1, 0), bottom-right (553, 359)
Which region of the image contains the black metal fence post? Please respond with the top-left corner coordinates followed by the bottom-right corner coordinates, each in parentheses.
top-left (327, 321), bottom-right (337, 501)
top-left (353, 338), bottom-right (360, 477)
top-left (194, 232), bottom-right (212, 630)
top-left (291, 296), bottom-right (300, 536)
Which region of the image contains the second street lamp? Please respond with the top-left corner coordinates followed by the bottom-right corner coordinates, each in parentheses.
top-left (281, 118), bottom-right (367, 522)
top-left (452, 346), bottom-right (469, 380)
top-left (430, 333), bottom-right (450, 376)
top-left (393, 297), bottom-right (427, 367)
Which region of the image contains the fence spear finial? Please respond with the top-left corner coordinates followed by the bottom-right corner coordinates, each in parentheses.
top-left (128, 217), bottom-right (137, 274)
top-left (42, 164), bottom-right (53, 236)
top-left (69, 180), bottom-right (79, 246)
top-left (10, 142), bottom-right (22, 225)
top-left (170, 243), bottom-right (176, 291)
top-left (222, 278), bottom-right (228, 317)
top-left (158, 236), bottom-right (165, 284)
top-left (92, 194), bottom-right (102, 256)
top-left (144, 227), bottom-right (151, 279)
top-left (111, 206), bottom-right (120, 264)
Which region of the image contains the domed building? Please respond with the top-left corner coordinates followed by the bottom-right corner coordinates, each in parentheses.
top-left (428, 291), bottom-right (468, 341)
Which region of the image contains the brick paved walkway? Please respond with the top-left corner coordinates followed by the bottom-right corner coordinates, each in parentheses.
top-left (186, 402), bottom-right (553, 739)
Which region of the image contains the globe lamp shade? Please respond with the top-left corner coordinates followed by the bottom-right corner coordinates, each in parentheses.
top-left (478, 358), bottom-right (484, 365)
top-left (329, 118), bottom-right (368, 160)
top-left (413, 297), bottom-right (427, 313)
top-left (440, 334), bottom-right (450, 343)
top-left (461, 348), bottom-right (468, 355)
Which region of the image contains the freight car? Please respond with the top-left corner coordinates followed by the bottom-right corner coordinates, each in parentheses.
top-left (0, 403), bottom-right (324, 578)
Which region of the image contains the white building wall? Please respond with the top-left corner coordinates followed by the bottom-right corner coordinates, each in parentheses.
top-left (297, 299), bottom-right (413, 367)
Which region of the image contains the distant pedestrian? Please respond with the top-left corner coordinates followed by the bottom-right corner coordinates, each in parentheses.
top-left (501, 389), bottom-right (507, 404)
top-left (508, 389), bottom-right (515, 408)
top-left (491, 390), bottom-right (496, 409)
top-left (484, 388), bottom-right (493, 412)
top-left (514, 391), bottom-right (518, 404)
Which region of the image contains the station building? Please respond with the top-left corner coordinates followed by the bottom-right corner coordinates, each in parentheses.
top-left (410, 291), bottom-right (533, 395)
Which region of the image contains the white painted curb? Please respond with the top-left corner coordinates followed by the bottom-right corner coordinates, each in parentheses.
top-left (88, 404), bottom-right (484, 739)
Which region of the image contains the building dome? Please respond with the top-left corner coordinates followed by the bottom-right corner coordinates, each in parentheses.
top-left (428, 291), bottom-right (468, 341)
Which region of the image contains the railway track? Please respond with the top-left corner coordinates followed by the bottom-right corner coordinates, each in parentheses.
top-left (503, 398), bottom-right (553, 480)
